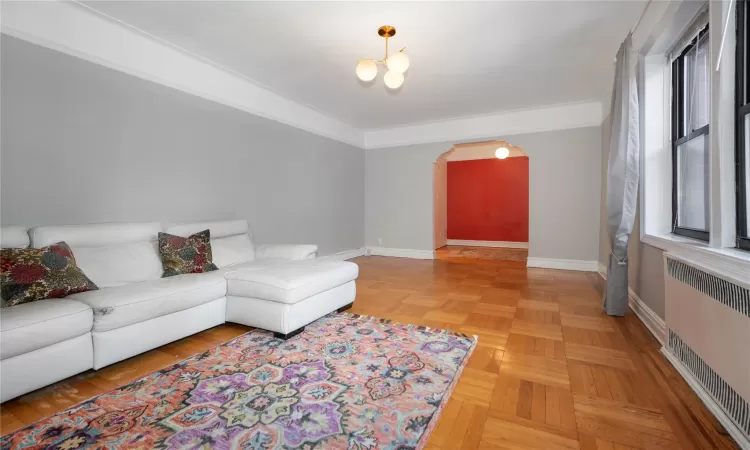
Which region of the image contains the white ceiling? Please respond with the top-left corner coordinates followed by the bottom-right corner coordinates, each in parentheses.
top-left (79, 1), bottom-right (646, 130)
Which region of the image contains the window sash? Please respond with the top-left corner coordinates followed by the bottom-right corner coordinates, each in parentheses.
top-left (672, 26), bottom-right (710, 241)
top-left (737, 0), bottom-right (750, 250)
top-left (672, 131), bottom-right (710, 240)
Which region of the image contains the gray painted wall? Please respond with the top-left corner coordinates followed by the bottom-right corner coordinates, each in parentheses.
top-left (636, 244), bottom-right (665, 318)
top-left (0, 35), bottom-right (365, 256)
top-left (366, 127), bottom-right (602, 261)
top-left (599, 114), bottom-right (665, 318)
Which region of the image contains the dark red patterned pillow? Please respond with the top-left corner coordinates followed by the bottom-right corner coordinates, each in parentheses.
top-left (158, 229), bottom-right (218, 277)
top-left (1, 242), bottom-right (98, 307)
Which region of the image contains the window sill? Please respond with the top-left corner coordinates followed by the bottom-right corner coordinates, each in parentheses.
top-left (641, 233), bottom-right (750, 285)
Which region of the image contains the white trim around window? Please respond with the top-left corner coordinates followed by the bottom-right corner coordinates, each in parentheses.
top-left (638, 0), bottom-right (749, 286)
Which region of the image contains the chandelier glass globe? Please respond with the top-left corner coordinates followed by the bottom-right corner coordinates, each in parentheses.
top-left (386, 51), bottom-right (410, 74)
top-left (356, 60), bottom-right (378, 82)
top-left (384, 70), bottom-right (404, 89)
top-left (495, 147), bottom-right (510, 159)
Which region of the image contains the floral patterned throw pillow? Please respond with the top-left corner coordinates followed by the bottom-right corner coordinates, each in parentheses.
top-left (158, 229), bottom-right (218, 277)
top-left (0, 242), bottom-right (98, 308)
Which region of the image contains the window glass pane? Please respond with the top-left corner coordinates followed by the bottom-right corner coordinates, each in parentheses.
top-left (745, 6), bottom-right (750, 106)
top-left (745, 115), bottom-right (750, 235)
top-left (686, 33), bottom-right (709, 130)
top-left (676, 134), bottom-right (709, 230)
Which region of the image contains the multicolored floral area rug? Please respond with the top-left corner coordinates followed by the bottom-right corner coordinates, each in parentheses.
top-left (1, 313), bottom-right (476, 450)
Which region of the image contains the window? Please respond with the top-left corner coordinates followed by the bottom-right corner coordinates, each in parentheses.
top-left (671, 25), bottom-right (710, 241)
top-left (639, 2), bottom-right (750, 277)
top-left (737, 0), bottom-right (750, 251)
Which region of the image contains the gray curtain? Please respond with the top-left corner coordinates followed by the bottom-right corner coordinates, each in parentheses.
top-left (604, 34), bottom-right (640, 316)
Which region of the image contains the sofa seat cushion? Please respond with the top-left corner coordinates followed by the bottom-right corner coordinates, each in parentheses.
top-left (67, 272), bottom-right (227, 332)
top-left (225, 260), bottom-right (359, 305)
top-left (1, 298), bottom-right (93, 360)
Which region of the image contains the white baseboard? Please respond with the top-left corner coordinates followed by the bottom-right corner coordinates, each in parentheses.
top-left (661, 348), bottom-right (750, 450)
top-left (597, 269), bottom-right (667, 346)
top-left (317, 248), bottom-right (366, 261)
top-left (446, 239), bottom-right (529, 249)
top-left (526, 258), bottom-right (598, 272)
top-left (628, 288), bottom-right (666, 345)
top-left (365, 247), bottom-right (435, 260)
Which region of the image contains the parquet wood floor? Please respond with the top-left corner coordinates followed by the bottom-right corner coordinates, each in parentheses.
top-left (436, 246), bottom-right (528, 262)
top-left (0, 255), bottom-right (740, 449)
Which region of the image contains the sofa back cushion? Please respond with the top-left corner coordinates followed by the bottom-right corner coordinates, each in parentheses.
top-left (165, 220), bottom-right (255, 267)
top-left (0, 226), bottom-right (29, 249)
top-left (29, 222), bottom-right (162, 288)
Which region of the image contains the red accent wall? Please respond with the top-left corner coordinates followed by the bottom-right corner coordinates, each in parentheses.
top-left (447, 157), bottom-right (529, 242)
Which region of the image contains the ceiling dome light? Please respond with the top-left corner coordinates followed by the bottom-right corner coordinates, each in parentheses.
top-left (495, 147), bottom-right (510, 159)
top-left (387, 51), bottom-right (410, 74)
top-left (356, 60), bottom-right (378, 82)
top-left (384, 70), bottom-right (404, 89)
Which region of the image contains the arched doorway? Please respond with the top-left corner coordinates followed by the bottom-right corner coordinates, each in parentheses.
top-left (433, 140), bottom-right (529, 261)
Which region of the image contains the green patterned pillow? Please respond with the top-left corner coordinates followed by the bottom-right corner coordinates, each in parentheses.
top-left (158, 229), bottom-right (218, 277)
top-left (1, 242), bottom-right (98, 308)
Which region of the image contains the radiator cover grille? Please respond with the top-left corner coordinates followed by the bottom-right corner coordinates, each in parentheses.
top-left (666, 258), bottom-right (750, 317)
top-left (668, 330), bottom-right (750, 439)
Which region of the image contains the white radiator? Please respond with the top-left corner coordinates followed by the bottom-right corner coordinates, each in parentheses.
top-left (663, 253), bottom-right (750, 448)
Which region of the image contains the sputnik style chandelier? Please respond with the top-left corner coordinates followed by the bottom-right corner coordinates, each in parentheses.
top-left (355, 25), bottom-right (410, 89)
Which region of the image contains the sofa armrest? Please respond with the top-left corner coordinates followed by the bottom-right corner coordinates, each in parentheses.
top-left (255, 244), bottom-right (318, 261)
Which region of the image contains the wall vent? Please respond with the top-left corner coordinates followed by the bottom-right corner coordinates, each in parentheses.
top-left (668, 330), bottom-right (750, 438)
top-left (666, 258), bottom-right (750, 317)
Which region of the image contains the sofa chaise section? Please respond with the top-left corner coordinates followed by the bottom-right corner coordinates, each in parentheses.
top-left (225, 260), bottom-right (358, 338)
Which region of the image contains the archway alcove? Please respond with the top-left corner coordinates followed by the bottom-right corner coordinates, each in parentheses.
top-left (433, 140), bottom-right (529, 260)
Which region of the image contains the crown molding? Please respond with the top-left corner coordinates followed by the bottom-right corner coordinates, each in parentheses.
top-left (0, 1), bottom-right (365, 148)
top-left (364, 101), bottom-right (603, 149)
top-left (1, 1), bottom-right (605, 151)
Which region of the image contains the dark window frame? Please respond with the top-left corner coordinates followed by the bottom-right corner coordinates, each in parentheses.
top-left (671, 26), bottom-right (710, 242)
top-left (736, 0), bottom-right (750, 251)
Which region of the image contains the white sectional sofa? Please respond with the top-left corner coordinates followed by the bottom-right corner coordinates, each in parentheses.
top-left (0, 220), bottom-right (358, 402)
